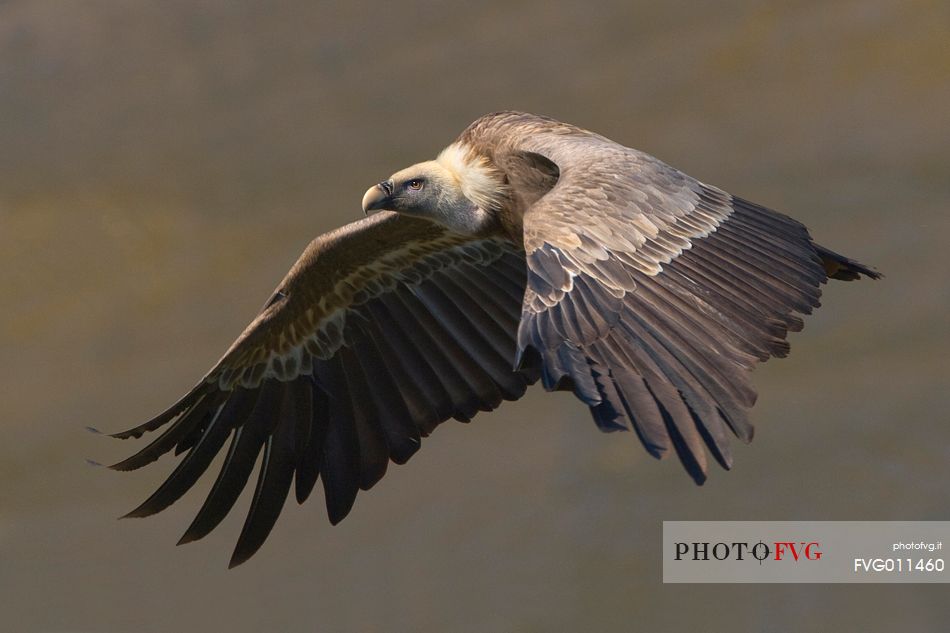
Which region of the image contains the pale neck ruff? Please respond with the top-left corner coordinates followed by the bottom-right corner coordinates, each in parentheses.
top-left (436, 143), bottom-right (507, 212)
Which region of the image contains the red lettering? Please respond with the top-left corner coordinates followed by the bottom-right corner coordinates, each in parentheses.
top-left (774, 541), bottom-right (822, 561)
top-left (774, 542), bottom-right (801, 561)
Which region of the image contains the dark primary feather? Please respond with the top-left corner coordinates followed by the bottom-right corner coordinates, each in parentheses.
top-left (177, 380), bottom-right (282, 545)
top-left (230, 379), bottom-right (302, 568)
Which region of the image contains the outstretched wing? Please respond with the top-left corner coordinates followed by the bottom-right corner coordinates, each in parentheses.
top-left (109, 212), bottom-right (532, 566)
top-left (464, 112), bottom-right (879, 483)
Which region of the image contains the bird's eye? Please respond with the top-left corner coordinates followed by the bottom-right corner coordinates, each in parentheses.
top-left (407, 179), bottom-right (424, 191)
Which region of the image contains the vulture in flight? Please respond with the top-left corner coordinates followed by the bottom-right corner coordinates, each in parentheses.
top-left (108, 112), bottom-right (879, 567)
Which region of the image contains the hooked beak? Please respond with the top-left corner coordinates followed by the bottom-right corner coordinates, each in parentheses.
top-left (361, 180), bottom-right (394, 215)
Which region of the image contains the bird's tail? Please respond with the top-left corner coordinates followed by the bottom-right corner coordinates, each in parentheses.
top-left (813, 243), bottom-right (882, 281)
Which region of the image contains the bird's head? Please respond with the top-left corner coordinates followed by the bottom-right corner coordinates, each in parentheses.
top-left (361, 144), bottom-right (505, 235)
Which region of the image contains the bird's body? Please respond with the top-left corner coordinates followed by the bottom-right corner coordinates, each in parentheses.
top-left (109, 112), bottom-right (879, 567)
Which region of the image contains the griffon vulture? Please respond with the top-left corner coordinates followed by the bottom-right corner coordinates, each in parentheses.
top-left (107, 111), bottom-right (880, 567)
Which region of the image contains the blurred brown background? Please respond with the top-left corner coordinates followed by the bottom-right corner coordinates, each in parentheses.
top-left (2, 1), bottom-right (949, 631)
